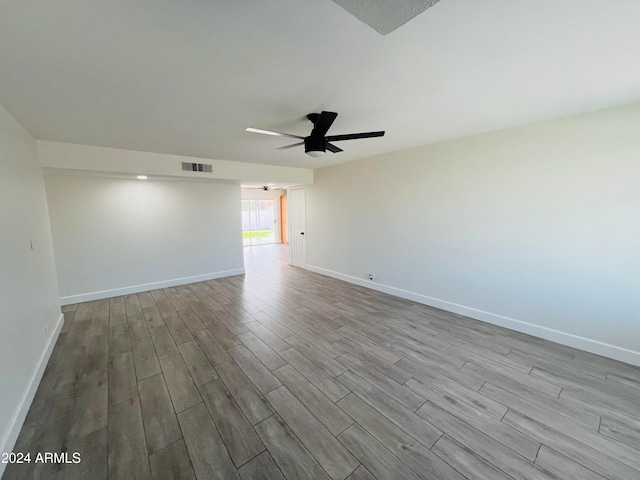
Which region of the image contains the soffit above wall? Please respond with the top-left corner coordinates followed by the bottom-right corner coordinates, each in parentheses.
top-left (37, 141), bottom-right (313, 187)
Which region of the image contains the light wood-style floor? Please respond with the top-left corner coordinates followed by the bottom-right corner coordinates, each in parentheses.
top-left (4, 245), bottom-right (640, 480)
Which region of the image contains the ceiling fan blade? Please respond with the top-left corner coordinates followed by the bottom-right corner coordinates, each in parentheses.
top-left (325, 142), bottom-right (343, 153)
top-left (273, 141), bottom-right (304, 151)
top-left (311, 111), bottom-right (338, 137)
top-left (326, 131), bottom-right (385, 142)
top-left (246, 127), bottom-right (305, 140)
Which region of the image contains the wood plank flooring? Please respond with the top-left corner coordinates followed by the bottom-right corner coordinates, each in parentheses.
top-left (4, 244), bottom-right (640, 480)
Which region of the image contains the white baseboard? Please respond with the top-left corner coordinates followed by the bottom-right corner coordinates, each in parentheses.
top-left (59, 268), bottom-right (246, 305)
top-left (306, 264), bottom-right (640, 367)
top-left (0, 312), bottom-right (64, 477)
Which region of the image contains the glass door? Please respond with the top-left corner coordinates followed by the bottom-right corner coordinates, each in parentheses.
top-left (242, 199), bottom-right (277, 246)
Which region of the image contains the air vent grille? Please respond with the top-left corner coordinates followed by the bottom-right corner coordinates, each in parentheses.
top-left (181, 162), bottom-right (213, 173)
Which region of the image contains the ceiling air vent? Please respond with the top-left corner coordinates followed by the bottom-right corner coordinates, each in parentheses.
top-left (181, 162), bottom-right (212, 173)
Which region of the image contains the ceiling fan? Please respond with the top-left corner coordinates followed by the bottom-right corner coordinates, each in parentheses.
top-left (242, 185), bottom-right (283, 191)
top-left (246, 111), bottom-right (385, 158)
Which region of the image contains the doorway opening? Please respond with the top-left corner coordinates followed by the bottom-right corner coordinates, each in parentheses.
top-left (242, 199), bottom-right (276, 246)
top-left (241, 187), bottom-right (288, 248)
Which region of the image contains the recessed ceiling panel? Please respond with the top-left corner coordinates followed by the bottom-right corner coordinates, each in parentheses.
top-left (331, 0), bottom-right (442, 35)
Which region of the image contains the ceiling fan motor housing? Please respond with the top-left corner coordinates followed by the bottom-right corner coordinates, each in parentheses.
top-left (304, 135), bottom-right (326, 155)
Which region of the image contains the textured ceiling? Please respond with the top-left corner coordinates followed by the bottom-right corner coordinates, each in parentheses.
top-left (331, 0), bottom-right (442, 35)
top-left (1, 0), bottom-right (640, 169)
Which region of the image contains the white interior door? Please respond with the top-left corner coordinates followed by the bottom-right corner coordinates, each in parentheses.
top-left (288, 187), bottom-right (306, 267)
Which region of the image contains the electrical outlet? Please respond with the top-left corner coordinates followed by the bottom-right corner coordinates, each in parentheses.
top-left (43, 325), bottom-right (49, 341)
top-left (369, 273), bottom-right (375, 281)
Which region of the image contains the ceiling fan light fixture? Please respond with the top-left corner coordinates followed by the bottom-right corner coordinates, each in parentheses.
top-left (305, 149), bottom-right (326, 158)
top-left (304, 136), bottom-right (326, 158)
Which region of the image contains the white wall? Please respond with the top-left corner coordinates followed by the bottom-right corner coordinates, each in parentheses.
top-left (306, 103), bottom-right (640, 365)
top-left (44, 174), bottom-right (244, 303)
top-left (0, 104), bottom-right (61, 470)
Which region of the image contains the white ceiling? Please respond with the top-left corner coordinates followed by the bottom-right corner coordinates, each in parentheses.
top-left (1, 0), bottom-right (640, 169)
